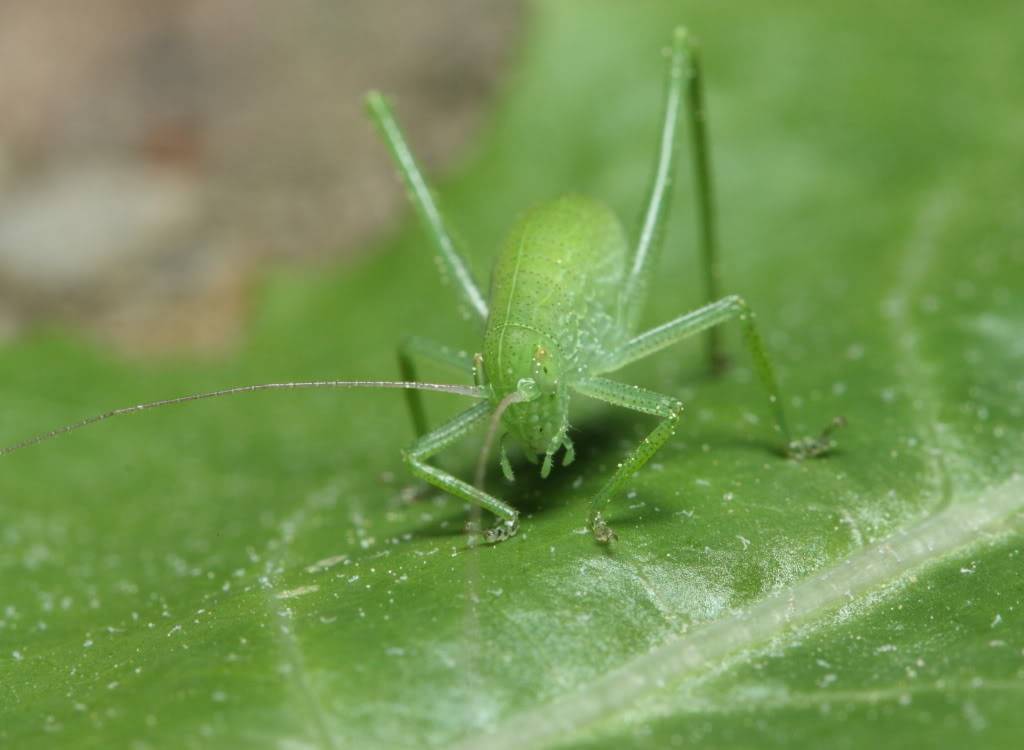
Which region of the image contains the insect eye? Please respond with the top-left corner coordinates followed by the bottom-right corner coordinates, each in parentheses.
top-left (532, 348), bottom-right (559, 393)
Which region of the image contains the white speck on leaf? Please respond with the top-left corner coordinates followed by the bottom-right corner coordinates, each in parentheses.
top-left (305, 554), bottom-right (348, 573)
top-left (276, 585), bottom-right (320, 600)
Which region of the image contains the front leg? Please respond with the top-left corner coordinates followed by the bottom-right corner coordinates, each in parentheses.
top-left (571, 378), bottom-right (684, 543)
top-left (403, 401), bottom-right (520, 543)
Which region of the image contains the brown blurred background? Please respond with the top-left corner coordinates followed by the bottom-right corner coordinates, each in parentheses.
top-left (0, 0), bottom-right (521, 353)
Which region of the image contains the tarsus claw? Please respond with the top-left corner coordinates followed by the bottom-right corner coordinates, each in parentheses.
top-left (483, 517), bottom-right (519, 544)
top-left (787, 416), bottom-right (847, 459)
top-left (591, 513), bottom-right (618, 544)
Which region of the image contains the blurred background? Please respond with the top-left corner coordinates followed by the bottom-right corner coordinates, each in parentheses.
top-left (0, 0), bottom-right (521, 353)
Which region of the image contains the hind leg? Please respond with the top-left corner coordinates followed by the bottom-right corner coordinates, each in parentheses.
top-left (621, 28), bottom-right (724, 373)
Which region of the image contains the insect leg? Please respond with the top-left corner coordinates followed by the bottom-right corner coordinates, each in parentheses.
top-left (621, 29), bottom-right (725, 374)
top-left (597, 295), bottom-right (842, 458)
top-left (404, 401), bottom-right (520, 543)
top-left (621, 28), bottom-right (688, 332)
top-left (365, 92), bottom-right (489, 321)
top-left (397, 336), bottom-right (474, 439)
top-left (571, 377), bottom-right (684, 543)
top-left (683, 36), bottom-right (725, 374)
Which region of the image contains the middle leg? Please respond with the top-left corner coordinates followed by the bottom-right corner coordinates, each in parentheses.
top-left (596, 294), bottom-right (841, 458)
top-left (397, 335), bottom-right (475, 439)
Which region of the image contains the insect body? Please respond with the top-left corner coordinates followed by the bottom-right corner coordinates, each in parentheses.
top-left (3, 28), bottom-right (840, 544)
top-left (380, 28), bottom-right (840, 543)
top-left (485, 195), bottom-right (626, 456)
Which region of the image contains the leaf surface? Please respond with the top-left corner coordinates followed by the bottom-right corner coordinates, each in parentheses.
top-left (2, 1), bottom-right (1023, 748)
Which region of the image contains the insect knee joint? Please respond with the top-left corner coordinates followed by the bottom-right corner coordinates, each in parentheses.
top-left (725, 293), bottom-right (747, 311)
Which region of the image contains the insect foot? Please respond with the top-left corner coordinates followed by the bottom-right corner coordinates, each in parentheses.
top-left (590, 512), bottom-right (618, 544)
top-left (787, 416), bottom-right (847, 460)
top-left (483, 516), bottom-right (520, 544)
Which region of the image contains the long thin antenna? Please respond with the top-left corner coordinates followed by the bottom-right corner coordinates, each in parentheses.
top-left (1, 380), bottom-right (487, 457)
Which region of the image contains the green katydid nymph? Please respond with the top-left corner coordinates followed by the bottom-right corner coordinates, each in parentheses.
top-left (2, 28), bottom-right (842, 544)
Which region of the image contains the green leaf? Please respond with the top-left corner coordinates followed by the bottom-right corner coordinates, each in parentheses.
top-left (3, 1), bottom-right (1022, 748)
